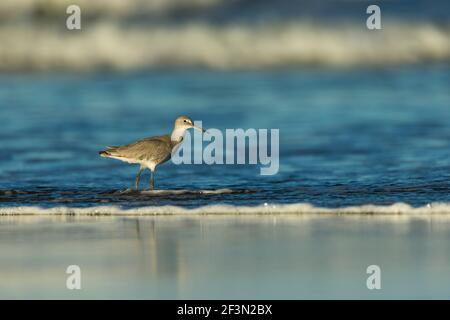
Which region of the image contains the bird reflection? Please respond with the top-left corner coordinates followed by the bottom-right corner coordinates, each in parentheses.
top-left (130, 218), bottom-right (192, 298)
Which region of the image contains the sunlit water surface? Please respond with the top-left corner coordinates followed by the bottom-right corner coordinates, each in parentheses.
top-left (1, 215), bottom-right (450, 299)
top-left (0, 66), bottom-right (449, 210)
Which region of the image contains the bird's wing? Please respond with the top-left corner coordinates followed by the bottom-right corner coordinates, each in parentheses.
top-left (107, 135), bottom-right (172, 163)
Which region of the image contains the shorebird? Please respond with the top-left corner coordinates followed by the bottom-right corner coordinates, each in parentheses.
top-left (99, 115), bottom-right (204, 191)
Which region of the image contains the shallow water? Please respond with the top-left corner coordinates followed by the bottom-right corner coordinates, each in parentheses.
top-left (0, 66), bottom-right (449, 210)
top-left (1, 215), bottom-right (450, 299)
top-left (1, 1), bottom-right (449, 301)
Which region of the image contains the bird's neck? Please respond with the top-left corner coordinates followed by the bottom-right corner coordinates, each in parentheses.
top-left (171, 127), bottom-right (186, 144)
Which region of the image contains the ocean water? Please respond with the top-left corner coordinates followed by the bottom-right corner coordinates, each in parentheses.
top-left (0, 65), bottom-right (449, 212)
top-left (0, 0), bottom-right (449, 300)
top-left (1, 0), bottom-right (449, 71)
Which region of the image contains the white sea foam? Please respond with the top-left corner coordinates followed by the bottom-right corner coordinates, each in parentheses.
top-left (1, 202), bottom-right (450, 216)
top-left (0, 21), bottom-right (448, 71)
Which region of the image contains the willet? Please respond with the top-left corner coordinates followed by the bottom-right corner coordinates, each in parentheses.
top-left (99, 115), bottom-right (204, 191)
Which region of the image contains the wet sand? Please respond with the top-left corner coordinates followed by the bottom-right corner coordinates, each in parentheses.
top-left (1, 214), bottom-right (450, 299)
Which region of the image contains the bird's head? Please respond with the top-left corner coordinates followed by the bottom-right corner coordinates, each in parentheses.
top-left (174, 115), bottom-right (205, 132)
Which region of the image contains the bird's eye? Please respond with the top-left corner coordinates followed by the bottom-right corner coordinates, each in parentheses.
top-left (184, 120), bottom-right (187, 122)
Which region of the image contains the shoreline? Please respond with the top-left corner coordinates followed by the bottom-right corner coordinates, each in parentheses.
top-left (1, 202), bottom-right (450, 217)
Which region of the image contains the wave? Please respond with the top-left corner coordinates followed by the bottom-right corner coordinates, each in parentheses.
top-left (1, 202), bottom-right (450, 216)
top-left (0, 0), bottom-right (223, 20)
top-left (2, 0), bottom-right (447, 22)
top-left (0, 21), bottom-right (449, 71)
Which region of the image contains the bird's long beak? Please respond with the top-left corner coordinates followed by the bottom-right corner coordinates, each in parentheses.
top-left (192, 124), bottom-right (206, 133)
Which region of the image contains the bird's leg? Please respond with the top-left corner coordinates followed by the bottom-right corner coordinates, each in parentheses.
top-left (135, 167), bottom-right (144, 192)
top-left (150, 170), bottom-right (155, 190)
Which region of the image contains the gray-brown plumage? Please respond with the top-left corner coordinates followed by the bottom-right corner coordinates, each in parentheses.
top-left (99, 116), bottom-right (204, 191)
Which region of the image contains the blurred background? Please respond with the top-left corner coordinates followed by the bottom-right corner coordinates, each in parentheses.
top-left (0, 0), bottom-right (449, 70)
top-left (0, 0), bottom-right (449, 208)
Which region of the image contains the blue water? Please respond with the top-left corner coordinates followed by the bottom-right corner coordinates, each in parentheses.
top-left (179, 0), bottom-right (450, 23)
top-left (0, 65), bottom-right (449, 209)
